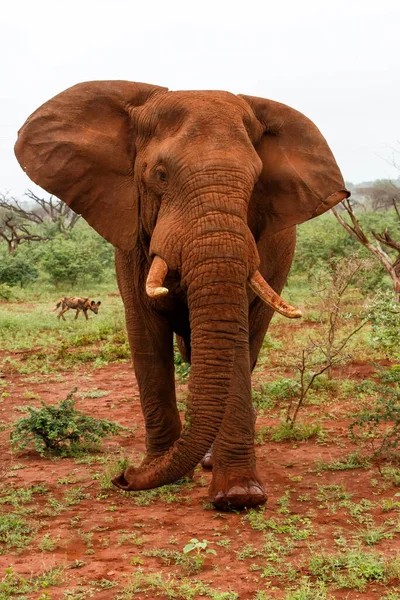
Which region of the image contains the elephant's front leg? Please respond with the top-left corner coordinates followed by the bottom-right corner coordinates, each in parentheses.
top-left (208, 331), bottom-right (266, 509)
top-left (129, 312), bottom-right (182, 463)
top-left (116, 251), bottom-right (182, 463)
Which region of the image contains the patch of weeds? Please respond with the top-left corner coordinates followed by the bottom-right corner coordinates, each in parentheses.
top-left (283, 577), bottom-right (334, 600)
top-left (0, 513), bottom-right (36, 554)
top-left (38, 533), bottom-right (61, 552)
top-left (273, 420), bottom-right (325, 441)
top-left (349, 385), bottom-right (400, 463)
top-left (98, 341), bottom-right (130, 362)
top-left (257, 421), bottom-right (324, 444)
top-left (315, 452), bottom-right (367, 471)
top-left (79, 388), bottom-right (109, 399)
top-left (144, 539), bottom-right (216, 576)
top-left (380, 588), bottom-right (400, 600)
top-left (341, 498), bottom-right (375, 525)
top-left (63, 583), bottom-right (95, 599)
top-left (23, 389), bottom-right (41, 400)
top-left (74, 454), bottom-right (109, 465)
top-left (78, 530), bottom-right (94, 550)
top-left (380, 365), bottom-right (400, 385)
top-left (236, 543), bottom-right (261, 560)
top-left (116, 571), bottom-right (237, 600)
top-left (63, 487), bottom-right (91, 506)
top-left (253, 378), bottom-right (300, 411)
top-left (276, 490), bottom-right (291, 514)
top-left (215, 537), bottom-right (231, 549)
top-left (354, 525), bottom-right (393, 546)
top-left (316, 484), bottom-right (352, 504)
top-left (382, 466), bottom-right (400, 486)
top-left (174, 348), bottom-right (191, 383)
top-left (126, 477), bottom-right (194, 506)
top-left (117, 531), bottom-right (144, 547)
top-left (0, 565), bottom-right (64, 598)
top-left (381, 496), bottom-right (400, 512)
top-left (57, 471), bottom-right (82, 485)
top-left (242, 506), bottom-right (268, 531)
top-left (89, 578), bottom-right (118, 590)
top-left (308, 546), bottom-right (400, 591)
top-left (10, 387), bottom-right (126, 456)
top-left (40, 494), bottom-right (65, 517)
top-left (0, 483), bottom-right (48, 506)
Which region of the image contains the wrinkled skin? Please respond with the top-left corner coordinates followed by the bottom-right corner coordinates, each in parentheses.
top-left (14, 81), bottom-right (349, 510)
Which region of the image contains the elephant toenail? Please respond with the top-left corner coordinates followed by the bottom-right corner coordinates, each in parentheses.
top-left (226, 486), bottom-right (246, 499)
top-left (249, 485), bottom-right (266, 498)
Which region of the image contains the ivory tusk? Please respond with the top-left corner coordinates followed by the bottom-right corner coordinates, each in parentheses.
top-left (249, 271), bottom-right (302, 319)
top-left (146, 255), bottom-right (169, 298)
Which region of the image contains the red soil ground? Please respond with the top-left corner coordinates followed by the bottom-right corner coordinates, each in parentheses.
top-left (0, 357), bottom-right (399, 599)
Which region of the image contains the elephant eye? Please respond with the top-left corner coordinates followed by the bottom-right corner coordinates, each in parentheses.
top-left (155, 167), bottom-right (168, 184)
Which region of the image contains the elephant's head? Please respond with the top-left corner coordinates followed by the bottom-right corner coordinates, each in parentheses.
top-left (15, 81), bottom-right (349, 490)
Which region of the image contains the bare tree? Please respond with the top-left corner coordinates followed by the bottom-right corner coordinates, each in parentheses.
top-left (0, 190), bottom-right (80, 236)
top-left (284, 256), bottom-right (371, 426)
top-left (332, 198), bottom-right (400, 301)
top-left (357, 180), bottom-right (400, 212)
top-left (0, 215), bottom-right (48, 254)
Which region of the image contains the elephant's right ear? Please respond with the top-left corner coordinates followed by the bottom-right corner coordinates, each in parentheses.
top-left (14, 81), bottom-right (168, 249)
top-left (239, 94), bottom-right (350, 235)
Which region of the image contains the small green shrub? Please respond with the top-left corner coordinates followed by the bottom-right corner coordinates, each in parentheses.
top-left (253, 378), bottom-right (300, 410)
top-left (10, 387), bottom-right (125, 456)
top-left (174, 349), bottom-right (191, 383)
top-left (349, 386), bottom-right (400, 463)
top-left (369, 291), bottom-right (400, 356)
top-left (256, 421), bottom-right (324, 444)
top-left (308, 547), bottom-right (399, 590)
top-left (0, 255), bottom-right (38, 288)
top-left (0, 284), bottom-right (12, 300)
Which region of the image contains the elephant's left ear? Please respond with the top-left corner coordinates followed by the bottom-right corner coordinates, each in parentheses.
top-left (15, 80), bottom-right (168, 249)
top-left (239, 94), bottom-right (350, 234)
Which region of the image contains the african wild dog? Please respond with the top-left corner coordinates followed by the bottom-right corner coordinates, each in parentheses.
top-left (53, 297), bottom-right (101, 321)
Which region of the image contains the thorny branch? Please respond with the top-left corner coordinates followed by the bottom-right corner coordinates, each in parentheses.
top-left (332, 198), bottom-right (400, 301)
top-left (0, 190), bottom-right (80, 236)
top-left (0, 215), bottom-right (48, 253)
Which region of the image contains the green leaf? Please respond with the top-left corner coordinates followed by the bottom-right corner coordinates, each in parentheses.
top-left (183, 543), bottom-right (196, 554)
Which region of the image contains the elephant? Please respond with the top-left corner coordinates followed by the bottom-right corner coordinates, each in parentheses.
top-left (14, 80), bottom-right (349, 510)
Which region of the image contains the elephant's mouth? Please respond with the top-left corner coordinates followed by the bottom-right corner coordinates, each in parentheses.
top-left (146, 255), bottom-right (302, 319)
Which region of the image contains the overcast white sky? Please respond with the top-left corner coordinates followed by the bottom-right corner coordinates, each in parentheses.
top-left (2, 0), bottom-right (400, 197)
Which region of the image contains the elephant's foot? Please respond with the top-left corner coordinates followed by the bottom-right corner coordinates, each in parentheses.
top-left (208, 470), bottom-right (266, 510)
top-left (201, 406), bottom-right (258, 471)
top-left (200, 447), bottom-right (213, 469)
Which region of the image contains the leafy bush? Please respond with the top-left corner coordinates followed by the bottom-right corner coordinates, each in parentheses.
top-left (0, 284), bottom-right (12, 300)
top-left (174, 348), bottom-right (191, 383)
top-left (368, 291), bottom-right (400, 356)
top-left (253, 378), bottom-right (300, 410)
top-left (10, 387), bottom-right (125, 456)
top-left (0, 255), bottom-right (38, 288)
top-left (349, 384), bottom-right (400, 464)
top-left (40, 236), bottom-right (105, 286)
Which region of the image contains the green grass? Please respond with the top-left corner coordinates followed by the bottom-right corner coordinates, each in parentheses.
top-left (115, 571), bottom-right (238, 600)
top-left (0, 513), bottom-right (37, 554)
top-left (315, 452), bottom-right (368, 471)
top-left (308, 546), bottom-right (400, 591)
top-left (0, 287), bottom-right (129, 373)
top-left (256, 421), bottom-right (324, 444)
top-left (0, 565), bottom-right (64, 599)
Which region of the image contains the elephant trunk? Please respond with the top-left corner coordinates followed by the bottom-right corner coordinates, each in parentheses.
top-left (112, 223), bottom-right (249, 491)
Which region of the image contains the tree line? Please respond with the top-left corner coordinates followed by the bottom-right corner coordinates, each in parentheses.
top-left (0, 181), bottom-right (399, 299)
